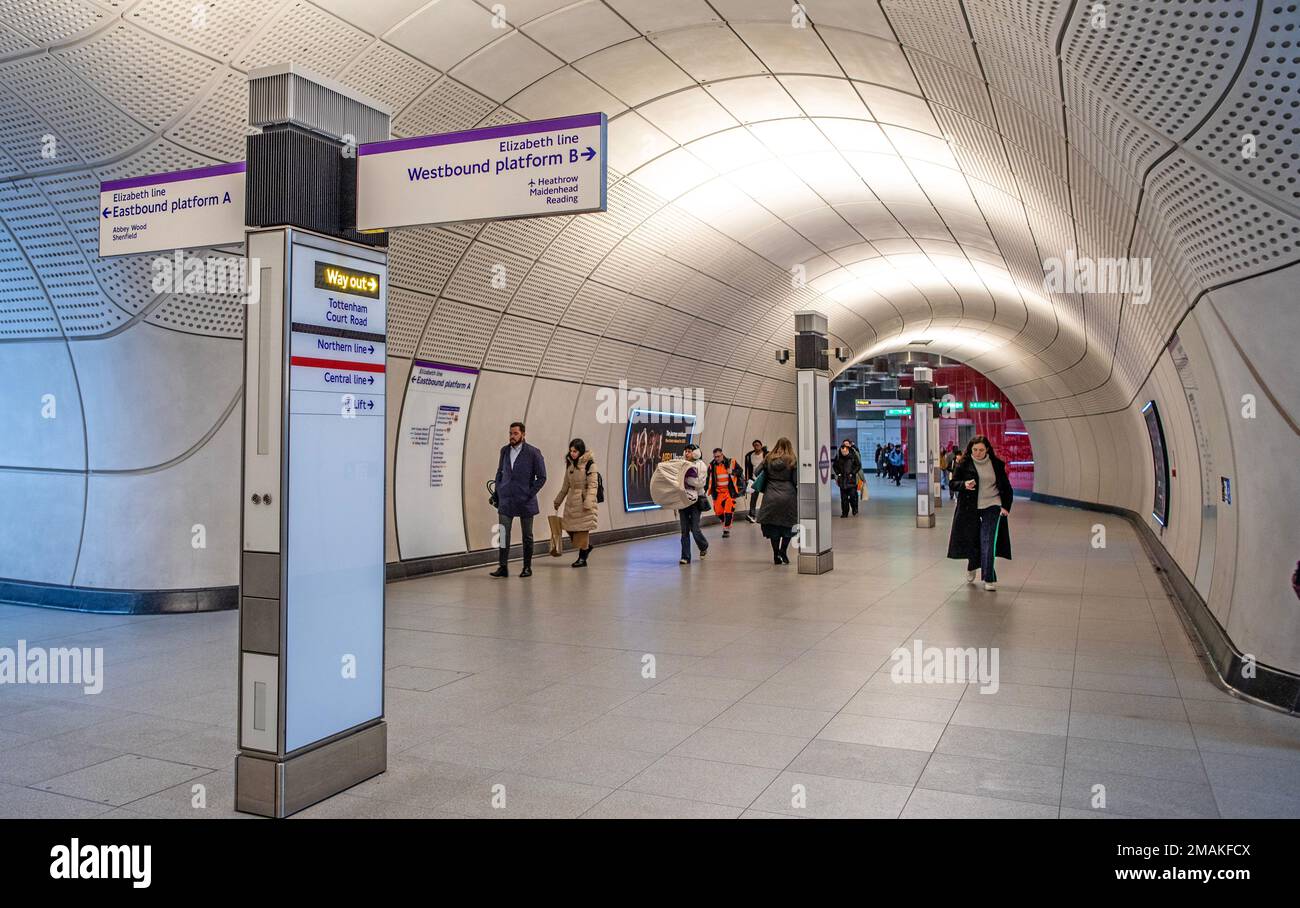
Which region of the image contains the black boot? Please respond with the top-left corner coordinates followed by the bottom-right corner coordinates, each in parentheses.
top-left (571, 547), bottom-right (589, 568)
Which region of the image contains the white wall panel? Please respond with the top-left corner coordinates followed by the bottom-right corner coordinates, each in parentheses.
top-left (74, 408), bottom-right (239, 589)
top-left (0, 340), bottom-right (85, 470)
top-left (69, 324), bottom-right (240, 471)
top-left (0, 469), bottom-right (83, 585)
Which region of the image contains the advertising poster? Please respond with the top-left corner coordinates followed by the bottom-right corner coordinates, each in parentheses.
top-left (395, 360), bottom-right (478, 558)
top-left (623, 409), bottom-right (696, 511)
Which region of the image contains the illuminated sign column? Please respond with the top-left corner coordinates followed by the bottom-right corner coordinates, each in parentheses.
top-left (236, 66), bottom-right (393, 818)
top-left (900, 367), bottom-right (948, 529)
top-left (794, 312), bottom-right (833, 574)
top-left (237, 229), bottom-right (388, 817)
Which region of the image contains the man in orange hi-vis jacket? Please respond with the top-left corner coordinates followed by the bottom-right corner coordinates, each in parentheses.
top-left (706, 448), bottom-right (744, 538)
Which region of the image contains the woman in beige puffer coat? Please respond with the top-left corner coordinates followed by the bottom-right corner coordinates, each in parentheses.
top-left (553, 438), bottom-right (599, 567)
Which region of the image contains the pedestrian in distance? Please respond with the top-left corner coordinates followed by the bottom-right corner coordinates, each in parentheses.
top-left (553, 438), bottom-right (598, 567)
top-left (832, 439), bottom-right (861, 517)
top-left (678, 444), bottom-right (709, 564)
top-left (490, 421), bottom-right (547, 578)
top-left (755, 437), bottom-right (799, 565)
top-left (706, 447), bottom-right (744, 538)
top-left (744, 439), bottom-right (767, 523)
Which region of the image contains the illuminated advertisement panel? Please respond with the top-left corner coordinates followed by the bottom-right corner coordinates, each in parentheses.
top-left (623, 409), bottom-right (697, 511)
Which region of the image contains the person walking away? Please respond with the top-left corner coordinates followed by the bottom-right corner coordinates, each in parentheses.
top-left (490, 421), bottom-right (547, 578)
top-left (707, 447), bottom-right (743, 538)
top-left (756, 437), bottom-right (799, 565)
top-left (553, 438), bottom-right (599, 567)
top-left (946, 435), bottom-right (1013, 590)
top-left (832, 439), bottom-right (861, 517)
top-left (744, 439), bottom-right (767, 523)
top-left (874, 443), bottom-right (884, 479)
top-left (678, 444), bottom-right (709, 564)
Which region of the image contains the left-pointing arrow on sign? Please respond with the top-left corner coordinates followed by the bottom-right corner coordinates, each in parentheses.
top-left (582, 146), bottom-right (596, 161)
top-left (102, 207), bottom-right (110, 218)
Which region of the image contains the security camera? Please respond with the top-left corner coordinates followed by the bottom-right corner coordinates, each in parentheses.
top-left (775, 349), bottom-right (790, 365)
top-left (834, 347), bottom-right (849, 363)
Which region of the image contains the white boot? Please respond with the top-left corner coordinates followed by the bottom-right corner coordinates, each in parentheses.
top-left (965, 570), bottom-right (977, 584)
top-left (984, 581), bottom-right (997, 591)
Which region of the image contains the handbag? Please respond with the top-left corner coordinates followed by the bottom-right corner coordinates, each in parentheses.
top-left (752, 469), bottom-right (767, 494)
top-left (547, 514), bottom-right (564, 556)
top-left (696, 493), bottom-right (711, 512)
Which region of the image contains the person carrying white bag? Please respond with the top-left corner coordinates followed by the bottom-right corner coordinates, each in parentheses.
top-left (650, 444), bottom-right (710, 565)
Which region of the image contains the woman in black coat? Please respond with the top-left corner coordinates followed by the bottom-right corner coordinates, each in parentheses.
top-left (831, 440), bottom-right (861, 517)
top-left (755, 437), bottom-right (799, 565)
top-left (946, 435), bottom-right (1013, 590)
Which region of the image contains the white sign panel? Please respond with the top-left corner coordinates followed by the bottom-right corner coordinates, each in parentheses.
top-left (98, 162), bottom-right (245, 257)
top-left (395, 360), bottom-right (478, 559)
top-left (285, 233), bottom-right (386, 753)
top-left (357, 112), bottom-right (607, 230)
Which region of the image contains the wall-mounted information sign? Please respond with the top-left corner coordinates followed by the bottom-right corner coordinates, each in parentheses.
top-left (395, 360), bottom-right (479, 559)
top-left (967, 401), bottom-right (1001, 410)
top-left (885, 407), bottom-right (912, 417)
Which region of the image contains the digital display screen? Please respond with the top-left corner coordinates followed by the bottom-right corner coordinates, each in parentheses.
top-left (623, 410), bottom-right (696, 511)
top-left (314, 260), bottom-right (381, 298)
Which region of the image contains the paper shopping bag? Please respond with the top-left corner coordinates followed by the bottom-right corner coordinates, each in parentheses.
top-left (547, 514), bottom-right (564, 556)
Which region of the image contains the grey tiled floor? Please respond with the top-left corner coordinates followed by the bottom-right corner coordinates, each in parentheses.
top-left (2, 481), bottom-right (1298, 819)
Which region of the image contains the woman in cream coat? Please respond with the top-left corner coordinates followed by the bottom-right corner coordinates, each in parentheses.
top-left (554, 438), bottom-right (600, 567)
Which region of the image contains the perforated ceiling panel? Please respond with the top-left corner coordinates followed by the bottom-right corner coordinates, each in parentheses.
top-left (0, 0), bottom-right (1295, 430)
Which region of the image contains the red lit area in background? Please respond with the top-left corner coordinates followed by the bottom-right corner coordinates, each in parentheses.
top-left (899, 364), bottom-right (1034, 491)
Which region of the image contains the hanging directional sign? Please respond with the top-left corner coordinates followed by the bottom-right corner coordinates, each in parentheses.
top-left (356, 112), bottom-right (607, 231)
top-left (98, 161), bottom-right (246, 257)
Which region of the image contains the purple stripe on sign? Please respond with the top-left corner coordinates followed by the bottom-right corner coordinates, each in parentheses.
top-left (413, 360), bottom-right (479, 375)
top-left (101, 161), bottom-right (246, 192)
top-left (360, 113), bottom-right (603, 157)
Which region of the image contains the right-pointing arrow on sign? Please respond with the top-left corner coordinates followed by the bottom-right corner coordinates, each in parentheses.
top-left (582, 146), bottom-right (596, 161)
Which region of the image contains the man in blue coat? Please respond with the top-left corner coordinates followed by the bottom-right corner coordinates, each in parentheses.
top-left (490, 421), bottom-right (547, 578)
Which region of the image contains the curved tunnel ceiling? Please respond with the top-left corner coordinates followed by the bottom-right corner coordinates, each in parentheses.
top-left (0, 0), bottom-right (1297, 426)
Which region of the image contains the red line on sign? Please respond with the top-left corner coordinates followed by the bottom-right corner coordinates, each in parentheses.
top-left (290, 356), bottom-right (385, 373)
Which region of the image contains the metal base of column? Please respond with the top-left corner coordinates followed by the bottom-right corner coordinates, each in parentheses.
top-left (235, 720), bottom-right (386, 818)
top-left (916, 513), bottom-right (935, 528)
top-left (797, 550), bottom-right (834, 574)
